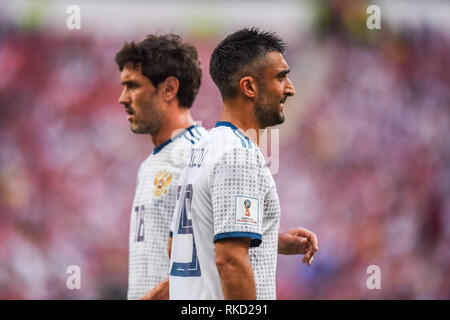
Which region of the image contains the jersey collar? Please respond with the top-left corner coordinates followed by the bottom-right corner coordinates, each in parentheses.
top-left (152, 124), bottom-right (199, 155)
top-left (214, 121), bottom-right (250, 141)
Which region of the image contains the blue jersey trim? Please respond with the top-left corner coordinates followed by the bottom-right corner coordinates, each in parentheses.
top-left (193, 126), bottom-right (203, 138)
top-left (169, 231), bottom-right (173, 238)
top-left (215, 121), bottom-right (252, 149)
top-left (215, 121), bottom-right (239, 130)
top-left (187, 126), bottom-right (201, 141)
top-left (152, 124), bottom-right (199, 154)
top-left (213, 232), bottom-right (262, 248)
top-left (182, 132), bottom-right (195, 145)
top-left (235, 129), bottom-right (253, 149)
top-left (231, 129), bottom-right (247, 148)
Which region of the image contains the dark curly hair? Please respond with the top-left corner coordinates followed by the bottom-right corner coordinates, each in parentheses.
top-left (210, 27), bottom-right (286, 99)
top-left (115, 34), bottom-right (202, 108)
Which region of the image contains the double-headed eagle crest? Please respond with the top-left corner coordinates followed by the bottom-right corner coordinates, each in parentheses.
top-left (153, 169), bottom-right (172, 197)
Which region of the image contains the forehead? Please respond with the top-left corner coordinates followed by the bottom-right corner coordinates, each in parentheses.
top-left (263, 51), bottom-right (289, 74)
top-left (120, 62), bottom-right (146, 82)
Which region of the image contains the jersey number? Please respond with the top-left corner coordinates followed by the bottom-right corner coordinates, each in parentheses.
top-left (134, 205), bottom-right (145, 242)
top-left (170, 184), bottom-right (201, 277)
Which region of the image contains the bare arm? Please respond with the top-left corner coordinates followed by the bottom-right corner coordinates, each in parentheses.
top-left (215, 238), bottom-right (256, 300)
top-left (168, 235), bottom-right (172, 258)
top-left (140, 236), bottom-right (173, 300)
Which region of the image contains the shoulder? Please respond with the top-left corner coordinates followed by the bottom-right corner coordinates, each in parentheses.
top-left (151, 125), bottom-right (208, 167)
top-left (198, 128), bottom-right (264, 171)
top-left (174, 124), bottom-right (208, 147)
top-left (211, 124), bottom-right (256, 150)
top-left (202, 125), bottom-right (256, 157)
top-left (137, 153), bottom-right (153, 172)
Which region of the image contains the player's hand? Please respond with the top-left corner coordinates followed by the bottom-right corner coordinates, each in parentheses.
top-left (278, 227), bottom-right (319, 265)
top-left (140, 278), bottom-right (169, 300)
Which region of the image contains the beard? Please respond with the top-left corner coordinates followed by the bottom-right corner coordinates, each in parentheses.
top-left (129, 94), bottom-right (162, 135)
top-left (131, 114), bottom-right (161, 135)
top-left (254, 93), bottom-right (285, 129)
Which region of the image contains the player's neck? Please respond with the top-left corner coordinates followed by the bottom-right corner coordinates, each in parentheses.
top-left (220, 101), bottom-right (261, 145)
top-left (151, 106), bottom-right (195, 147)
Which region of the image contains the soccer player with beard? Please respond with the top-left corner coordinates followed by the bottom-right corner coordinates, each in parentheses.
top-left (169, 28), bottom-right (319, 300)
top-left (115, 34), bottom-right (208, 300)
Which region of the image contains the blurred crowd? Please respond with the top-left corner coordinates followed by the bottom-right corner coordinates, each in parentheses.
top-left (276, 26), bottom-right (450, 299)
top-left (0, 8), bottom-right (449, 299)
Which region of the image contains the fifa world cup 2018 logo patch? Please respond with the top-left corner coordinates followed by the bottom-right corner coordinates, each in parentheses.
top-left (244, 199), bottom-right (252, 217)
top-left (235, 196), bottom-right (258, 225)
top-left (153, 169), bottom-right (172, 197)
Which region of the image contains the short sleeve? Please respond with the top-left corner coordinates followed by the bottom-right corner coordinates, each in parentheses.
top-left (210, 147), bottom-right (271, 247)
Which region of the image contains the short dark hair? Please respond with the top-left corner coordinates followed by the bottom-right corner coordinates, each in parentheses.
top-left (209, 27), bottom-right (286, 99)
top-left (115, 34), bottom-right (202, 108)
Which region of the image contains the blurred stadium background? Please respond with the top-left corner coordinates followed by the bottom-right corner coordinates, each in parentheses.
top-left (0, 0), bottom-right (449, 299)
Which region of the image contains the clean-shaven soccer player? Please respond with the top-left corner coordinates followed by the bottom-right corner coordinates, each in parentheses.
top-left (169, 28), bottom-right (319, 299)
top-left (115, 34), bottom-right (207, 300)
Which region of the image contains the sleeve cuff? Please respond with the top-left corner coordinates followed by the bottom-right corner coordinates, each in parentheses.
top-left (213, 232), bottom-right (262, 248)
top-left (169, 231), bottom-right (173, 238)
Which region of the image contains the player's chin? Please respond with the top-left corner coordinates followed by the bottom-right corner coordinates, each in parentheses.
top-left (272, 111), bottom-right (285, 126)
top-left (130, 123), bottom-right (145, 134)
top-left (256, 105), bottom-right (285, 128)
top-left (260, 115), bottom-right (284, 128)
top-left (273, 103), bottom-right (285, 123)
top-left (278, 109), bottom-right (285, 123)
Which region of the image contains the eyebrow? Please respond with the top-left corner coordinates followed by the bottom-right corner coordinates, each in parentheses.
top-left (277, 69), bottom-right (290, 77)
top-left (121, 80), bottom-right (139, 86)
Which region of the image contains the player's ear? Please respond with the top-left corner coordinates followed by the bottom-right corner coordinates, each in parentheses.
top-left (239, 76), bottom-right (257, 99)
top-left (161, 76), bottom-right (180, 102)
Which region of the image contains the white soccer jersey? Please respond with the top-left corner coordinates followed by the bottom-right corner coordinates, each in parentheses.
top-left (127, 124), bottom-right (207, 300)
top-left (169, 121), bottom-right (281, 300)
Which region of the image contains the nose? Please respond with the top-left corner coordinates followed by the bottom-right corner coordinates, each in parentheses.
top-left (285, 77), bottom-right (295, 97)
top-left (118, 87), bottom-right (131, 105)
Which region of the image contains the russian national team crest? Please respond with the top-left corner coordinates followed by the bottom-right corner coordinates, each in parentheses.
top-left (153, 169), bottom-right (172, 197)
top-left (235, 196), bottom-right (259, 225)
